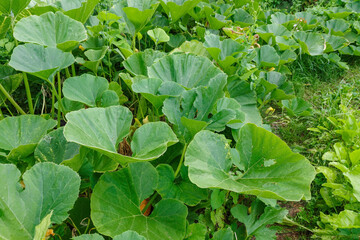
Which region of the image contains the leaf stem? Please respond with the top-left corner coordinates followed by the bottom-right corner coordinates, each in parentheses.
top-left (71, 64), bottom-right (76, 77)
top-left (132, 34), bottom-right (136, 52)
top-left (65, 68), bottom-right (71, 79)
top-left (0, 83), bottom-right (26, 115)
top-left (23, 73), bottom-right (34, 114)
top-left (57, 72), bottom-right (62, 127)
top-left (142, 192), bottom-right (158, 215)
top-left (51, 90), bottom-right (55, 118)
top-left (174, 143), bottom-right (188, 178)
top-left (0, 107), bottom-right (4, 120)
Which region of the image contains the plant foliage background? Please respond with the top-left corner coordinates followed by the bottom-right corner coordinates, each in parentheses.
top-left (0, 0), bottom-right (360, 239)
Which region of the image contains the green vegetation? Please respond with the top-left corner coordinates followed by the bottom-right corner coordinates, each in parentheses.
top-left (1, 0), bottom-right (360, 239)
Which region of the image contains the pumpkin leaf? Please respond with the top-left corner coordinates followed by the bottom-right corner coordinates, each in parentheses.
top-left (184, 124), bottom-right (316, 201)
top-left (0, 162), bottom-right (80, 240)
top-left (91, 162), bottom-right (188, 239)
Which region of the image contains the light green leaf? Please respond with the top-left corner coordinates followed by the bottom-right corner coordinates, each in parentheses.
top-left (270, 12), bottom-right (296, 28)
top-left (148, 28), bottom-right (170, 45)
top-left (64, 0), bottom-right (100, 24)
top-left (323, 34), bottom-right (349, 53)
top-left (156, 164), bottom-right (208, 206)
top-left (228, 79), bottom-right (266, 129)
top-left (163, 76), bottom-right (226, 140)
top-left (344, 165), bottom-right (360, 202)
top-left (100, 90), bottom-right (119, 107)
top-left (0, 162), bottom-right (80, 240)
top-left (148, 53), bottom-right (227, 88)
top-left (185, 124), bottom-right (316, 201)
top-left (231, 199), bottom-right (287, 240)
top-left (161, 0), bottom-right (201, 23)
top-left (130, 122), bottom-right (178, 159)
top-left (123, 0), bottom-right (159, 33)
top-left (34, 127), bottom-right (80, 165)
top-left (132, 78), bottom-right (185, 109)
top-left (325, 19), bottom-right (350, 36)
top-left (172, 40), bottom-right (210, 58)
top-left (321, 210), bottom-right (360, 229)
top-left (254, 45), bottom-right (280, 67)
top-left (64, 107), bottom-right (178, 164)
top-left (204, 34), bottom-right (244, 71)
top-left (123, 49), bottom-right (166, 76)
top-left (325, 7), bottom-right (352, 19)
top-left (294, 31), bottom-right (325, 56)
top-left (113, 231), bottom-right (147, 240)
top-left (77, 46), bottom-right (108, 74)
top-left (215, 97), bottom-right (245, 129)
top-left (275, 36), bottom-right (299, 51)
top-left (232, 8), bottom-right (254, 27)
top-left (63, 74), bottom-right (109, 107)
top-left (91, 162), bottom-right (188, 239)
top-left (256, 24), bottom-right (291, 43)
top-left (294, 12), bottom-right (318, 30)
top-left (212, 228), bottom-right (234, 240)
top-left (72, 233), bottom-right (104, 240)
top-left (0, 115), bottom-right (56, 162)
top-left (14, 11), bottom-right (87, 51)
top-left (33, 212), bottom-right (52, 240)
top-left (9, 43), bottom-right (75, 81)
top-left (282, 97), bottom-right (312, 117)
top-left (184, 223), bottom-right (207, 240)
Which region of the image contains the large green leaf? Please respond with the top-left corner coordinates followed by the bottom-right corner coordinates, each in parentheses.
top-left (294, 12), bottom-right (318, 30)
top-left (0, 115), bottom-right (56, 162)
top-left (91, 162), bottom-right (188, 239)
top-left (148, 28), bottom-right (170, 45)
top-left (275, 36), bottom-right (299, 51)
top-left (64, 0), bottom-right (100, 24)
top-left (148, 53), bottom-right (227, 88)
top-left (132, 77), bottom-right (185, 109)
top-left (123, 49), bottom-right (166, 76)
top-left (270, 12), bottom-right (296, 29)
top-left (9, 43), bottom-right (75, 81)
top-left (63, 74), bottom-right (109, 107)
top-left (321, 210), bottom-right (360, 229)
top-left (231, 199), bottom-right (288, 240)
top-left (325, 19), bottom-right (350, 36)
top-left (254, 45), bottom-right (280, 67)
top-left (156, 164), bottom-right (208, 206)
top-left (161, 0), bottom-right (201, 23)
top-left (172, 40), bottom-right (210, 58)
top-left (64, 106), bottom-right (178, 164)
top-left (162, 76), bottom-right (227, 140)
top-left (34, 127), bottom-right (80, 164)
top-left (204, 34), bottom-right (244, 72)
top-left (255, 24), bottom-right (291, 43)
top-left (294, 31), bottom-right (325, 56)
top-left (0, 0), bottom-right (31, 16)
top-left (323, 34), bottom-right (349, 53)
top-left (231, 8), bottom-right (254, 27)
top-left (76, 46), bottom-right (108, 74)
top-left (73, 232), bottom-right (147, 240)
top-left (0, 162), bottom-right (80, 239)
top-left (185, 124), bottom-right (316, 201)
top-left (14, 11), bottom-right (87, 51)
top-left (228, 78), bottom-right (265, 129)
top-left (325, 7), bottom-right (352, 19)
top-left (123, 0), bottom-right (159, 33)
